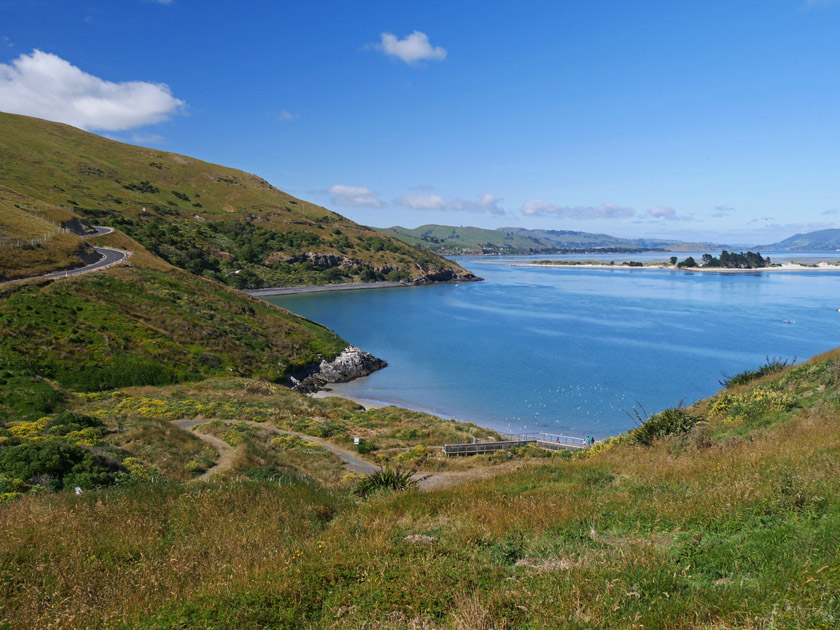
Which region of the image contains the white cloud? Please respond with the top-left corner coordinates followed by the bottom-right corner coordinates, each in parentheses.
top-left (0, 49), bottom-right (184, 131)
top-left (521, 200), bottom-right (635, 220)
top-left (646, 205), bottom-right (694, 222)
top-left (328, 184), bottom-right (384, 208)
top-left (395, 193), bottom-right (504, 215)
top-left (648, 205), bottom-right (676, 218)
top-left (277, 109), bottom-right (297, 122)
top-left (376, 31), bottom-right (447, 65)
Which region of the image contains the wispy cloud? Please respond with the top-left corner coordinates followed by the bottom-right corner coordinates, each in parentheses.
top-left (803, 0), bottom-right (840, 8)
top-left (395, 193), bottom-right (504, 215)
top-left (648, 205), bottom-right (676, 219)
top-left (328, 184), bottom-right (384, 208)
top-left (821, 209), bottom-right (839, 215)
top-left (277, 109), bottom-right (297, 122)
top-left (521, 200), bottom-right (635, 220)
top-left (0, 49), bottom-right (184, 131)
top-left (712, 205), bottom-right (735, 218)
top-left (645, 205), bottom-right (693, 221)
top-left (374, 31), bottom-right (447, 65)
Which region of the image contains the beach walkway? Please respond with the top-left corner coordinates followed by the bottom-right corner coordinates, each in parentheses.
top-left (443, 433), bottom-right (587, 456)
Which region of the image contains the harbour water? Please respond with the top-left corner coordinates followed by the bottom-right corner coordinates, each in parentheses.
top-left (267, 253), bottom-right (840, 438)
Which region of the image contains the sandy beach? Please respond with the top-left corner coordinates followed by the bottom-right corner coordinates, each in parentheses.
top-left (521, 261), bottom-right (840, 273)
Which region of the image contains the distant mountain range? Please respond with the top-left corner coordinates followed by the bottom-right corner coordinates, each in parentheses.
top-left (765, 229), bottom-right (840, 251)
top-left (376, 224), bottom-right (717, 255)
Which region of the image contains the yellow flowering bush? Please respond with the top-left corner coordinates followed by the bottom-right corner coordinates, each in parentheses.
top-left (122, 457), bottom-right (152, 480)
top-left (7, 417), bottom-right (49, 439)
top-left (393, 444), bottom-right (427, 463)
top-left (271, 434), bottom-right (321, 449)
top-left (577, 435), bottom-right (625, 459)
top-left (709, 386), bottom-right (796, 423)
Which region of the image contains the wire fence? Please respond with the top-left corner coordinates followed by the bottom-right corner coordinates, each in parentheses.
top-left (0, 203), bottom-right (74, 249)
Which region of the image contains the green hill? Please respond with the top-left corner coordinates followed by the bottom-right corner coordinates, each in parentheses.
top-left (0, 112), bottom-right (476, 287)
top-left (767, 228), bottom-right (840, 251)
top-left (378, 224), bottom-right (711, 255)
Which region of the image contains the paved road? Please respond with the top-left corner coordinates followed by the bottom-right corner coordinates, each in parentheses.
top-left (0, 226), bottom-right (127, 286)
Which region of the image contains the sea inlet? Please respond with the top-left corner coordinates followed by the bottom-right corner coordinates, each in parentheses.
top-left (267, 254), bottom-right (840, 439)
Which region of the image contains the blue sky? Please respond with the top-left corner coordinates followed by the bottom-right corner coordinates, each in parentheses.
top-left (2, 0), bottom-right (840, 243)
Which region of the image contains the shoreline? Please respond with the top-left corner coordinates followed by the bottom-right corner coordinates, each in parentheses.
top-left (246, 276), bottom-right (481, 298)
top-left (520, 261), bottom-right (840, 273)
top-left (246, 281), bottom-right (411, 297)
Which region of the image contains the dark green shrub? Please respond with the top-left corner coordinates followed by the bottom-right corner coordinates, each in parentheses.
top-left (720, 356), bottom-right (793, 388)
top-left (0, 438), bottom-right (124, 491)
top-left (355, 438), bottom-right (377, 454)
top-left (631, 404), bottom-right (704, 446)
top-left (45, 412), bottom-right (104, 436)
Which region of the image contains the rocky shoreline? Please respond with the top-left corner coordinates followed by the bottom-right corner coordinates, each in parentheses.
top-left (289, 346), bottom-right (387, 394)
top-left (246, 272), bottom-right (482, 298)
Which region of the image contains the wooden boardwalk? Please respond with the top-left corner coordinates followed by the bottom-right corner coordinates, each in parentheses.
top-left (443, 433), bottom-right (588, 456)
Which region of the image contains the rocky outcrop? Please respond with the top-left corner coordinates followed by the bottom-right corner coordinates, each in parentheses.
top-left (290, 346), bottom-right (386, 393)
top-left (414, 268), bottom-right (481, 284)
top-left (62, 217), bottom-right (96, 236)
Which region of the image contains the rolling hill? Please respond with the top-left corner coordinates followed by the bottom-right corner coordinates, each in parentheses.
top-left (0, 112), bottom-right (476, 288)
top-left (378, 224), bottom-right (714, 255)
top-left (767, 228), bottom-right (840, 251)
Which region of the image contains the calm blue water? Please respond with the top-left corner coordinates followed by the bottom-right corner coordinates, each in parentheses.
top-left (267, 254), bottom-right (840, 438)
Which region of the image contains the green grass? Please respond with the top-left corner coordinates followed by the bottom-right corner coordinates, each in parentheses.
top-left (2, 353), bottom-right (840, 628)
top-left (0, 263), bottom-right (347, 402)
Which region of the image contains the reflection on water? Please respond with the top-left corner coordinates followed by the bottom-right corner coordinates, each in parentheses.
top-left (267, 255), bottom-right (840, 438)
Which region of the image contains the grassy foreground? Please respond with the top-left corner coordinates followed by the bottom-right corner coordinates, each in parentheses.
top-left (2, 349), bottom-right (839, 628)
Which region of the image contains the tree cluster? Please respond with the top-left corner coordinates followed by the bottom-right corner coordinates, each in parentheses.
top-left (676, 251), bottom-right (770, 269)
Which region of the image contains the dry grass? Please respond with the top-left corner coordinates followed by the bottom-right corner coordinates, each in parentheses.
top-left (0, 231), bottom-right (91, 281)
top-left (0, 481), bottom-right (345, 629)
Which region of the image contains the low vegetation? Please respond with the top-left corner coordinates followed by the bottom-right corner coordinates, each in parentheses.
top-left (2, 345), bottom-right (839, 627)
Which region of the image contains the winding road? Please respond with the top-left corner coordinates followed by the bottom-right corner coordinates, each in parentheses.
top-left (0, 226), bottom-right (128, 286)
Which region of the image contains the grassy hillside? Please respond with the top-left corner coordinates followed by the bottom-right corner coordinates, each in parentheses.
top-left (0, 203), bottom-right (94, 281)
top-left (378, 224), bottom-right (711, 255)
top-left (1, 339), bottom-right (839, 627)
top-left (0, 231), bottom-right (353, 427)
top-left (0, 112), bottom-right (475, 287)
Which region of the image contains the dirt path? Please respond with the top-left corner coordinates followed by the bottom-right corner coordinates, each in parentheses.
top-left (172, 417), bottom-right (512, 488)
top-left (172, 419), bottom-right (238, 480)
top-left (173, 418), bottom-right (377, 477)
